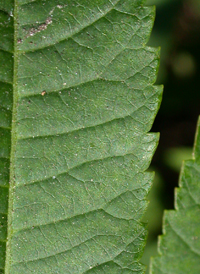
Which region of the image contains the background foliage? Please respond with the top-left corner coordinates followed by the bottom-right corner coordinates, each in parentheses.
top-left (141, 0), bottom-right (200, 272)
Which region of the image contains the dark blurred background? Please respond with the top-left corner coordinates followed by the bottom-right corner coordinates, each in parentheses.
top-left (141, 0), bottom-right (200, 271)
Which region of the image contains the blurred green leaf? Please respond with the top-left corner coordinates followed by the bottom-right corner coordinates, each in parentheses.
top-left (164, 147), bottom-right (192, 172)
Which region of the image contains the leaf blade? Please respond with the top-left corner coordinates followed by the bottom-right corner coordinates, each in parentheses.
top-left (0, 1), bottom-right (162, 273)
top-left (151, 117), bottom-right (200, 273)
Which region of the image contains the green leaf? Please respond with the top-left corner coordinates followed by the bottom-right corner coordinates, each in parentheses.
top-left (163, 147), bottom-right (192, 172)
top-left (0, 1), bottom-right (162, 273)
top-left (151, 117), bottom-right (200, 273)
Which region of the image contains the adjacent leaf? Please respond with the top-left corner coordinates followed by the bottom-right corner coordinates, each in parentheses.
top-left (151, 117), bottom-right (200, 273)
top-left (0, 0), bottom-right (162, 273)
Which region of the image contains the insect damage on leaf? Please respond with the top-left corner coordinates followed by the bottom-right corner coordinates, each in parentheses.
top-left (25, 16), bottom-right (53, 39)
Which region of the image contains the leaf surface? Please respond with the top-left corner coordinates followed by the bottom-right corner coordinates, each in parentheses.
top-left (0, 0), bottom-right (161, 273)
top-left (151, 117), bottom-right (200, 273)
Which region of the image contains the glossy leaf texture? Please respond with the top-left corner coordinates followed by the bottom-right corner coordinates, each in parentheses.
top-left (151, 117), bottom-right (200, 274)
top-left (0, 0), bottom-right (162, 273)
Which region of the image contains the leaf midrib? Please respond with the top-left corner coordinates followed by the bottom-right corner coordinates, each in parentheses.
top-left (5, 1), bottom-right (19, 273)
